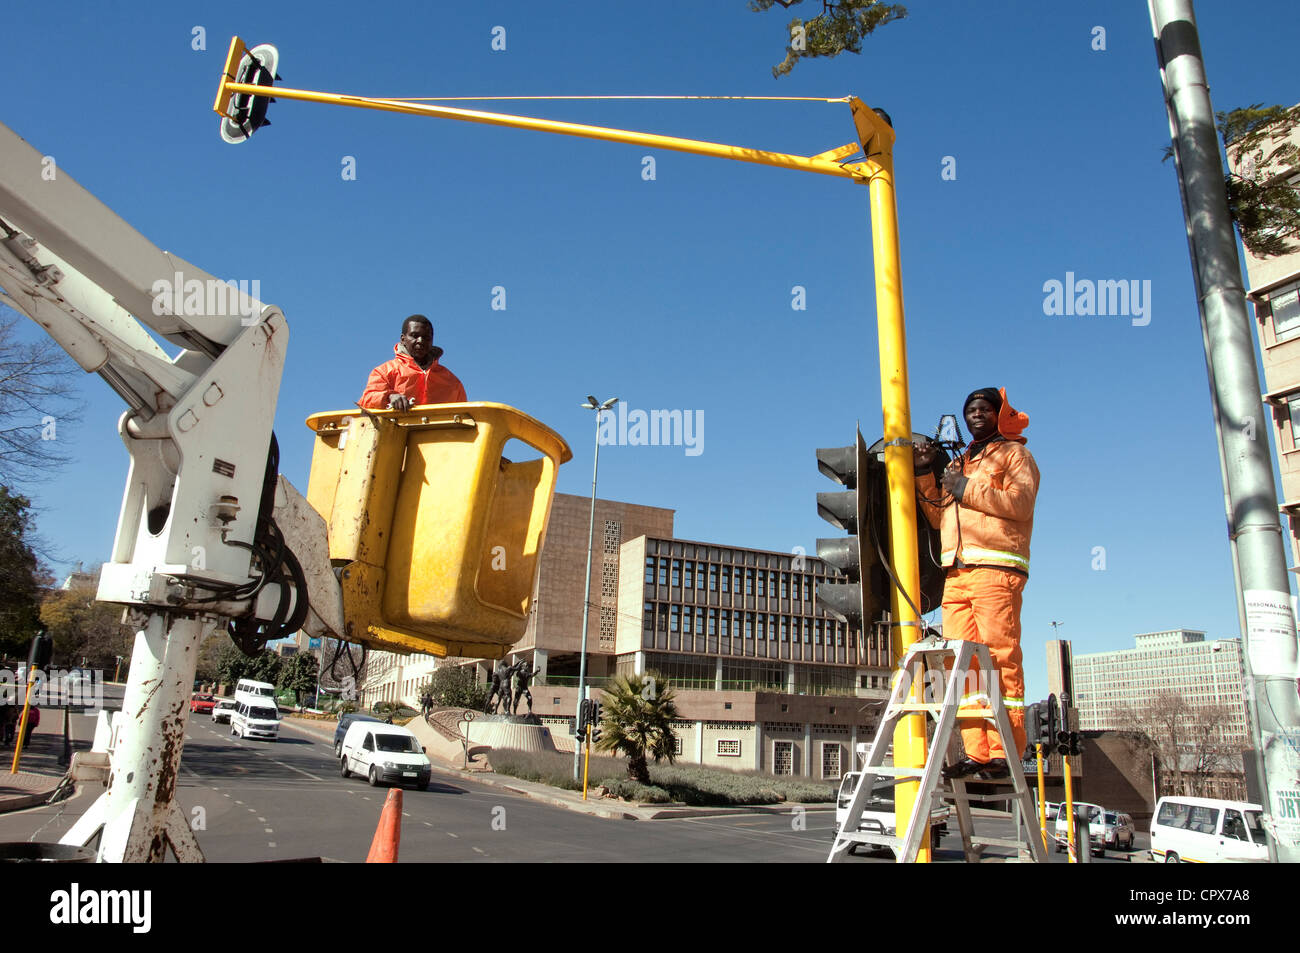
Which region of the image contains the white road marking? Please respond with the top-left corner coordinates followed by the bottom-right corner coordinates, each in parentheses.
top-left (472, 847), bottom-right (485, 854)
top-left (264, 827), bottom-right (274, 833)
top-left (270, 759), bottom-right (323, 781)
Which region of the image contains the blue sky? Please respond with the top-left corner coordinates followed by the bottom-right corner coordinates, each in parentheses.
top-left (2, 1), bottom-right (1296, 696)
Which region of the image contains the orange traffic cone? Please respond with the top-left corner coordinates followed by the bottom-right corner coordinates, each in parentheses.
top-left (365, 787), bottom-right (403, 863)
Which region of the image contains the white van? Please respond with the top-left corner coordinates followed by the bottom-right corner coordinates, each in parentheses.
top-left (339, 721), bottom-right (431, 790)
top-left (231, 698), bottom-right (280, 741)
top-left (1054, 802), bottom-right (1104, 853)
top-left (1150, 796), bottom-right (1268, 863)
top-left (234, 678), bottom-right (277, 705)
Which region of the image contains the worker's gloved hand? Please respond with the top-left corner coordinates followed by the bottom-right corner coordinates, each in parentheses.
top-left (941, 465), bottom-right (968, 500)
top-left (913, 438), bottom-right (937, 473)
top-left (388, 394), bottom-right (413, 412)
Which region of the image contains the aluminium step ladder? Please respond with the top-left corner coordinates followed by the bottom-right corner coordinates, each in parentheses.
top-left (828, 635), bottom-right (1048, 863)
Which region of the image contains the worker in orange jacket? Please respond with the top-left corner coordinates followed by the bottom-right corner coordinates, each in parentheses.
top-left (359, 314), bottom-right (467, 410)
top-left (913, 387), bottom-right (1040, 781)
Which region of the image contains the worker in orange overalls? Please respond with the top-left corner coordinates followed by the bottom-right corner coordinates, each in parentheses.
top-left (913, 387), bottom-right (1039, 781)
top-left (359, 314), bottom-right (467, 410)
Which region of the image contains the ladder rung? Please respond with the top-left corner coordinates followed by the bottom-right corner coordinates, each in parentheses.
top-left (859, 765), bottom-right (926, 778)
top-left (888, 704), bottom-right (996, 718)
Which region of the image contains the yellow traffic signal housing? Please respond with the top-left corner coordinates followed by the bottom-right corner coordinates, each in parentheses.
top-left (305, 402), bottom-right (572, 659)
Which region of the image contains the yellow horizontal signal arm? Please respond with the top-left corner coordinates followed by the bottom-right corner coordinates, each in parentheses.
top-left (213, 36), bottom-right (248, 117)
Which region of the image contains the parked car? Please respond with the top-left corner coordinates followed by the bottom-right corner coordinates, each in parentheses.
top-left (210, 698), bottom-right (237, 724)
top-left (190, 693), bottom-right (216, 714)
top-left (1100, 811), bottom-right (1136, 851)
top-left (334, 713), bottom-right (382, 757)
top-left (1150, 796), bottom-right (1268, 863)
top-left (338, 721), bottom-right (431, 790)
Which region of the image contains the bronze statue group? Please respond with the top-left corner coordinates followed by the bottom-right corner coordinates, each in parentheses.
top-left (484, 658), bottom-right (538, 716)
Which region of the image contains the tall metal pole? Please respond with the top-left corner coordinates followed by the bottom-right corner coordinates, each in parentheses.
top-left (851, 102), bottom-right (930, 862)
top-left (1151, 0), bottom-right (1300, 862)
top-left (573, 397), bottom-right (616, 780)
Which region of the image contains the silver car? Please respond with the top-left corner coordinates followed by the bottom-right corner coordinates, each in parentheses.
top-left (1100, 811), bottom-right (1136, 851)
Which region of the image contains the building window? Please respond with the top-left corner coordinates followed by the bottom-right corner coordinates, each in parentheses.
top-left (720, 609), bottom-right (730, 637)
top-left (695, 607), bottom-right (705, 638)
top-left (709, 565), bottom-right (719, 591)
top-left (822, 742), bottom-right (842, 780)
top-left (645, 557), bottom-right (656, 584)
top-left (756, 572), bottom-right (766, 597)
top-left (683, 609), bottom-right (693, 635)
top-left (1270, 283), bottom-right (1300, 343)
top-left (697, 562), bottom-right (707, 589)
top-left (746, 614), bottom-right (754, 639)
top-left (733, 568), bottom-right (743, 593)
top-left (718, 739), bottom-right (741, 757)
top-left (669, 606), bottom-right (680, 632)
top-left (780, 617), bottom-right (789, 641)
top-left (683, 562), bottom-right (694, 589)
top-left (746, 569), bottom-right (755, 595)
top-left (780, 573), bottom-right (789, 599)
top-left (643, 605), bottom-right (654, 632)
top-left (658, 559), bottom-right (668, 586)
top-left (671, 560), bottom-right (681, 587)
top-left (673, 736), bottom-right (684, 756)
top-left (757, 615), bottom-right (766, 640)
top-left (708, 609), bottom-right (717, 636)
top-left (815, 620), bottom-right (823, 645)
top-left (720, 568), bottom-right (730, 593)
top-left (773, 740), bottom-right (794, 775)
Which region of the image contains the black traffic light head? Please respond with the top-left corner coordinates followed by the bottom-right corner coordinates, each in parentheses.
top-left (1025, 702), bottom-right (1044, 747)
top-left (815, 429), bottom-right (870, 626)
top-left (215, 37), bottom-right (281, 144)
top-left (28, 630), bottom-right (52, 669)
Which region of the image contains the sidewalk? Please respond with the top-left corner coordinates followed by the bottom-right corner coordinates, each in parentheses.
top-left (0, 714), bottom-right (86, 814)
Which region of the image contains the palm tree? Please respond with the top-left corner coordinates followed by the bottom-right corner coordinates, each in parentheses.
top-left (595, 672), bottom-right (679, 784)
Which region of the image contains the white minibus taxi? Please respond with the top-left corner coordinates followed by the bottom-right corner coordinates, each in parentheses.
top-left (1149, 796), bottom-right (1268, 863)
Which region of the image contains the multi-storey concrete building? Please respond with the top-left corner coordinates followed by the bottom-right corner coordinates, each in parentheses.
top-left (361, 493), bottom-right (893, 779)
top-left (1227, 105), bottom-right (1300, 567)
top-left (1072, 629), bottom-right (1248, 745)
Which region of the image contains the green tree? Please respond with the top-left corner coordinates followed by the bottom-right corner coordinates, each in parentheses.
top-left (751, 0), bottom-right (908, 78)
top-left (595, 672), bottom-right (680, 784)
top-left (215, 642), bottom-right (250, 688)
top-left (39, 586), bottom-right (133, 668)
top-left (0, 486), bottom-right (44, 655)
top-left (215, 641), bottom-right (282, 687)
top-left (277, 652), bottom-right (319, 703)
top-left (421, 664), bottom-right (489, 711)
top-left (1218, 104), bottom-right (1300, 258)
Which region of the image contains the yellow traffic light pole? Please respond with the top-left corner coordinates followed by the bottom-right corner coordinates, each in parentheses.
top-left (216, 39), bottom-right (930, 859)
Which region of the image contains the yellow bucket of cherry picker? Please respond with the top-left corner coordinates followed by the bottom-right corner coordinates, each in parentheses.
top-left (304, 403), bottom-right (572, 659)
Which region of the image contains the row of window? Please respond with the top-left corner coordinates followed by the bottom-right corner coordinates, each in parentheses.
top-left (643, 603), bottom-right (848, 645)
top-left (645, 557), bottom-right (832, 600)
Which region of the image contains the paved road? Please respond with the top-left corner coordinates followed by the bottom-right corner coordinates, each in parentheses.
top-left (2, 712), bottom-right (840, 862)
top-left (0, 694), bottom-right (1150, 863)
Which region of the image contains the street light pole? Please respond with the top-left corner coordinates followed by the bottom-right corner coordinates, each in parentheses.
top-left (574, 395), bottom-right (617, 781)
